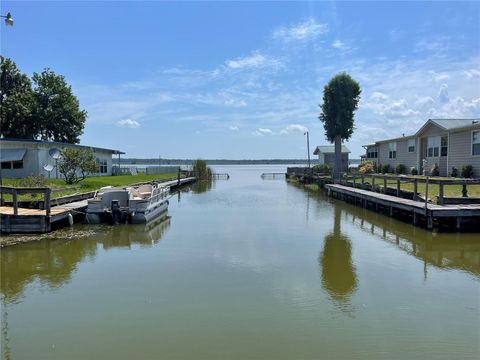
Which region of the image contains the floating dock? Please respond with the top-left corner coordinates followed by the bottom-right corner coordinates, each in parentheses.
top-left (325, 183), bottom-right (480, 230)
top-left (0, 177), bottom-right (196, 235)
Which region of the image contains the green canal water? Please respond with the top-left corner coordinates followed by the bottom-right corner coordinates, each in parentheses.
top-left (1, 165), bottom-right (479, 360)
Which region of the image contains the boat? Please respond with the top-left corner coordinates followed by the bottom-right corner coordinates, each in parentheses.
top-left (86, 183), bottom-right (169, 224)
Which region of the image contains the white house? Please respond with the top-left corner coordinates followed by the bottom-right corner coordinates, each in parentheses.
top-left (363, 119), bottom-right (480, 176)
top-left (0, 138), bottom-right (124, 179)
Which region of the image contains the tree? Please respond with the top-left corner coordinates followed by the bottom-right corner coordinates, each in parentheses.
top-left (0, 58), bottom-right (87, 143)
top-left (0, 56), bottom-right (37, 138)
top-left (58, 148), bottom-right (99, 184)
top-left (32, 69), bottom-right (87, 143)
top-left (319, 73), bottom-right (361, 179)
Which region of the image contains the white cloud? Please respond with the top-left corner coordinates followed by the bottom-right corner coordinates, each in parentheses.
top-left (258, 128), bottom-right (272, 134)
top-left (224, 98), bottom-right (247, 107)
top-left (117, 119), bottom-right (141, 128)
top-left (363, 93), bottom-right (419, 118)
top-left (464, 69), bottom-right (480, 79)
top-left (428, 70), bottom-right (449, 82)
top-left (370, 91), bottom-right (389, 102)
top-left (273, 18), bottom-right (328, 42)
top-left (332, 39), bottom-right (353, 52)
top-left (438, 83), bottom-right (450, 103)
top-left (253, 128), bottom-right (273, 136)
top-left (225, 52), bottom-right (282, 70)
top-left (281, 124), bottom-right (308, 134)
top-left (415, 96), bottom-right (435, 108)
top-left (229, 126), bottom-right (239, 131)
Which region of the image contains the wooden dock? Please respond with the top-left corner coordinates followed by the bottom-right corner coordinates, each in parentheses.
top-left (325, 183), bottom-right (480, 230)
top-left (0, 177), bottom-right (197, 235)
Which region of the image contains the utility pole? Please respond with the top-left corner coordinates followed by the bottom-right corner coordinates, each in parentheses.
top-left (304, 131), bottom-right (311, 169)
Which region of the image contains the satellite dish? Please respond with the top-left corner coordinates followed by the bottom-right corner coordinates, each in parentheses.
top-left (43, 163), bottom-right (54, 172)
top-left (49, 148), bottom-right (62, 159)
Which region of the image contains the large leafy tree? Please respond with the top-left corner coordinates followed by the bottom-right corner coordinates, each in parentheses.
top-left (0, 56), bottom-right (37, 138)
top-left (0, 58), bottom-right (87, 143)
top-left (32, 69), bottom-right (87, 143)
top-left (319, 73), bottom-right (361, 179)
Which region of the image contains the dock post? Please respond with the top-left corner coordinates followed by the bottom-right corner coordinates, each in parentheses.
top-left (45, 188), bottom-right (51, 217)
top-left (383, 178), bottom-right (387, 194)
top-left (396, 179), bottom-right (401, 197)
top-left (427, 215), bottom-right (433, 230)
top-left (439, 182), bottom-right (444, 205)
top-left (462, 182), bottom-right (468, 197)
top-left (12, 189), bottom-right (18, 215)
top-left (372, 176), bottom-right (376, 192)
top-left (413, 179), bottom-right (418, 201)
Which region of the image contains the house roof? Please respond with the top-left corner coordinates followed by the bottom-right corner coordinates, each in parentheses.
top-left (362, 118), bottom-right (480, 147)
top-left (313, 145), bottom-right (351, 155)
top-left (415, 118), bottom-right (480, 136)
top-left (0, 138), bottom-right (125, 155)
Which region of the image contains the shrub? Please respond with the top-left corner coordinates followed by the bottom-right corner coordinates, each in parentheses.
top-left (358, 161), bottom-right (374, 174)
top-left (410, 167), bottom-right (418, 175)
top-left (192, 159), bottom-right (212, 179)
top-left (312, 163), bottom-right (332, 174)
top-left (431, 163), bottom-right (440, 176)
top-left (395, 164), bottom-right (406, 175)
top-left (461, 165), bottom-right (474, 178)
top-left (381, 164), bottom-right (390, 174)
top-left (19, 174), bottom-right (47, 188)
top-left (17, 175), bottom-right (48, 200)
top-left (451, 167), bottom-right (459, 178)
top-left (58, 148), bottom-right (99, 184)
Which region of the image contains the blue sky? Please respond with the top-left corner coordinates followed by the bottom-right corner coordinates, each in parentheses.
top-left (1, 1), bottom-right (479, 159)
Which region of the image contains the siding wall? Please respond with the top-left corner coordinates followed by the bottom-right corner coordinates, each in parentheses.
top-left (1, 140), bottom-right (115, 179)
top-left (369, 123), bottom-right (480, 177)
top-left (419, 124), bottom-right (450, 176)
top-left (377, 138), bottom-right (417, 173)
top-left (448, 128), bottom-right (480, 177)
top-left (1, 141), bottom-right (40, 178)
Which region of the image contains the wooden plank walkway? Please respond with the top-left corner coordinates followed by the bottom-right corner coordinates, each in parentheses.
top-left (325, 184), bottom-right (480, 230)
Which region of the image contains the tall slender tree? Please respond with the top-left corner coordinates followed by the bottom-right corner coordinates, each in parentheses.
top-left (319, 73), bottom-right (361, 179)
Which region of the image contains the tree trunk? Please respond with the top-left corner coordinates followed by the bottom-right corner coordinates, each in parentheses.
top-left (334, 135), bottom-right (342, 180)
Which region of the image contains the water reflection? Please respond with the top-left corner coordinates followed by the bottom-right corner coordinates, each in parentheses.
top-left (191, 179), bottom-right (214, 194)
top-left (309, 190), bottom-right (480, 278)
top-left (319, 206), bottom-right (358, 310)
top-left (0, 216), bottom-right (171, 304)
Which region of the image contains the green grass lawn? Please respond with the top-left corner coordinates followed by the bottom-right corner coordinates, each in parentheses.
top-left (2, 173), bottom-right (178, 200)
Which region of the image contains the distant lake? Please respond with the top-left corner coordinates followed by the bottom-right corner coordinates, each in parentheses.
top-left (2, 164), bottom-right (479, 359)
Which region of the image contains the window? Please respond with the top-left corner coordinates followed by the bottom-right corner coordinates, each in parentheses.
top-left (367, 147), bottom-right (378, 159)
top-left (97, 159), bottom-right (108, 174)
top-left (441, 136), bottom-right (448, 157)
top-left (473, 131), bottom-right (480, 156)
top-left (0, 161), bottom-right (23, 169)
top-left (427, 136), bottom-right (440, 157)
top-left (12, 161), bottom-right (23, 169)
top-left (408, 139), bottom-right (415, 153)
top-left (389, 142), bottom-right (397, 159)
